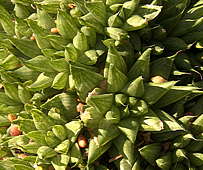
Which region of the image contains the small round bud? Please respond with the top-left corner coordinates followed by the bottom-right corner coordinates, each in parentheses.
top-left (77, 135), bottom-right (88, 148)
top-left (51, 28), bottom-right (59, 33)
top-left (151, 76), bottom-right (167, 83)
top-left (7, 114), bottom-right (17, 122)
top-left (77, 103), bottom-right (84, 113)
top-left (9, 125), bottom-right (21, 136)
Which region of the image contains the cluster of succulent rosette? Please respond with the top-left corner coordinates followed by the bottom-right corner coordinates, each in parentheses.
top-left (0, 0), bottom-right (203, 169)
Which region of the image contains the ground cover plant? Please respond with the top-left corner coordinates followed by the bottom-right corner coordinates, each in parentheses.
top-left (0, 0), bottom-right (203, 169)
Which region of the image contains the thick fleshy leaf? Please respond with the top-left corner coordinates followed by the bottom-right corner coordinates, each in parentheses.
top-left (192, 114), bottom-right (203, 132)
top-left (54, 139), bottom-right (71, 154)
top-left (28, 73), bottom-right (54, 91)
top-left (139, 143), bottom-right (161, 165)
top-left (86, 93), bottom-right (113, 114)
top-left (52, 125), bottom-right (67, 141)
top-left (65, 120), bottom-right (82, 143)
top-left (3, 82), bottom-right (21, 102)
top-left (86, 1), bottom-right (106, 25)
top-left (104, 46), bottom-right (127, 78)
top-left (150, 54), bottom-right (175, 79)
top-left (154, 86), bottom-right (201, 108)
top-left (31, 109), bottom-right (56, 131)
top-left (123, 15), bottom-right (148, 31)
top-left (9, 38), bottom-right (41, 58)
top-left (70, 63), bottom-right (104, 101)
top-left (27, 19), bottom-right (52, 49)
top-left (56, 10), bottom-right (79, 40)
top-left (130, 98), bottom-right (148, 116)
top-left (189, 153), bottom-right (203, 166)
top-left (122, 76), bottom-right (144, 97)
top-left (118, 117), bottom-right (139, 143)
top-left (156, 110), bottom-right (185, 131)
top-left (156, 152), bottom-right (172, 170)
top-left (51, 154), bottom-right (70, 170)
top-left (128, 48), bottom-right (151, 80)
top-left (107, 64), bottom-right (128, 92)
top-left (123, 0), bottom-right (140, 18)
top-left (113, 135), bottom-right (135, 165)
top-left (27, 131), bottom-right (47, 145)
top-left (52, 72), bottom-right (68, 90)
top-left (105, 27), bottom-right (129, 41)
top-left (141, 109), bottom-right (163, 131)
top-left (37, 146), bottom-right (57, 159)
top-left (137, 4), bottom-right (162, 21)
top-left (73, 31), bottom-right (89, 52)
top-left (24, 55), bottom-right (55, 73)
top-left (69, 143), bottom-right (82, 165)
top-left (105, 105), bottom-right (121, 124)
top-left (143, 81), bottom-right (177, 105)
top-left (41, 92), bottom-right (78, 121)
top-left (88, 139), bottom-right (111, 165)
top-left (97, 120), bottom-right (120, 146)
top-left (45, 131), bottom-right (61, 148)
top-left (0, 5), bottom-right (15, 35)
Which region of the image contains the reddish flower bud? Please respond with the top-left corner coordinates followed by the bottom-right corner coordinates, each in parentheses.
top-left (9, 125), bottom-right (21, 136)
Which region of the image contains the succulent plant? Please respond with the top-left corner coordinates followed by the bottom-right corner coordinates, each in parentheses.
top-left (0, 0), bottom-right (203, 170)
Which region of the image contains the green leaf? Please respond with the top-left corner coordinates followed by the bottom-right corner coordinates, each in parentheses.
top-left (14, 164), bottom-right (34, 170)
top-left (118, 117), bottom-right (139, 143)
top-left (88, 139), bottom-right (111, 165)
top-left (9, 38), bottom-right (41, 58)
top-left (73, 31), bottom-right (89, 52)
top-left (28, 73), bottom-right (54, 91)
top-left (54, 139), bottom-right (71, 154)
top-left (189, 153), bottom-right (203, 166)
top-left (18, 85), bottom-right (32, 104)
top-left (141, 109), bottom-right (163, 131)
top-left (65, 120), bottom-right (82, 143)
top-left (45, 131), bottom-right (61, 148)
top-left (105, 105), bottom-right (121, 124)
top-left (107, 64), bottom-right (128, 92)
top-left (69, 143), bottom-right (82, 165)
top-left (27, 19), bottom-right (51, 49)
top-left (0, 5), bottom-right (15, 35)
top-left (52, 125), bottom-right (67, 141)
top-left (24, 55), bottom-right (55, 73)
top-left (104, 46), bottom-right (127, 78)
top-left (156, 110), bottom-right (185, 131)
top-left (37, 146), bottom-right (57, 159)
top-left (51, 154), bottom-right (70, 170)
top-left (154, 86), bottom-right (199, 108)
top-left (31, 109), bottom-right (56, 131)
top-left (41, 93), bottom-right (78, 121)
top-left (3, 82), bottom-right (21, 102)
top-left (143, 81), bottom-right (177, 105)
top-left (122, 76), bottom-right (144, 97)
top-left (52, 72), bottom-right (68, 90)
top-left (86, 93), bottom-right (114, 114)
top-left (123, 15), bottom-right (148, 31)
top-left (129, 99), bottom-right (148, 116)
top-left (97, 120), bottom-right (120, 146)
top-left (86, 1), bottom-right (106, 25)
top-left (27, 131), bottom-right (47, 145)
top-left (105, 27), bottom-right (128, 41)
top-left (139, 143), bottom-right (161, 165)
top-left (70, 63), bottom-right (104, 101)
top-left (113, 135), bottom-right (135, 165)
top-left (156, 152), bottom-right (172, 170)
top-left (128, 48), bottom-right (151, 80)
top-left (56, 10), bottom-right (79, 40)
top-left (137, 4), bottom-right (162, 21)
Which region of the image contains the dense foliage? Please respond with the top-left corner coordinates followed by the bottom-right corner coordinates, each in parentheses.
top-left (0, 0), bottom-right (203, 169)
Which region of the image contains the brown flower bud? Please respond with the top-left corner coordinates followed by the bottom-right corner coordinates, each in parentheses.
top-left (151, 76), bottom-right (167, 83)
